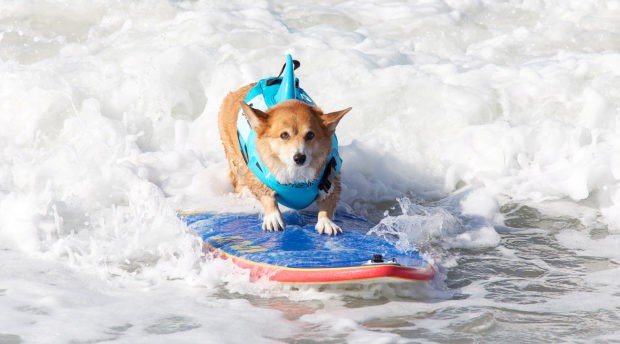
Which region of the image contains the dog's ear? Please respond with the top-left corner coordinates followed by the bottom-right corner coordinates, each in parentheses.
top-left (240, 102), bottom-right (269, 132)
top-left (321, 107), bottom-right (352, 133)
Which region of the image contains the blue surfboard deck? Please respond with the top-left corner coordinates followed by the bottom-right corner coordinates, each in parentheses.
top-left (181, 211), bottom-right (434, 284)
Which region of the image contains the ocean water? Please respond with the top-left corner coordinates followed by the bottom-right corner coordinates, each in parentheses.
top-left (1, 0), bottom-right (620, 342)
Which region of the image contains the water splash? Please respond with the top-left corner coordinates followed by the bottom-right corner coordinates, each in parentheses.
top-left (370, 193), bottom-right (501, 254)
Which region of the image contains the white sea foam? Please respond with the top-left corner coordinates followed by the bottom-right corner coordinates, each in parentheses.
top-left (369, 191), bottom-right (501, 256)
top-left (1, 0), bottom-right (620, 342)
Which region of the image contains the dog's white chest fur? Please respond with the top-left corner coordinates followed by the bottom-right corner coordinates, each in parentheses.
top-left (272, 165), bottom-right (317, 185)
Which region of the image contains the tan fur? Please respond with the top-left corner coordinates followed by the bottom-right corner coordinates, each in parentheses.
top-left (218, 83), bottom-right (351, 234)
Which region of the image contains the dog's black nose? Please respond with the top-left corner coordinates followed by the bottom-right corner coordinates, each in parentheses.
top-left (293, 153), bottom-right (306, 165)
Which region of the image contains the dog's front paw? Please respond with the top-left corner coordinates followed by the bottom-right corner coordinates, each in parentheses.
top-left (262, 211), bottom-right (285, 231)
top-left (315, 217), bottom-right (342, 236)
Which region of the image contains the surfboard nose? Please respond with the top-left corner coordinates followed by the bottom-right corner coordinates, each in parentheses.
top-left (275, 54), bottom-right (296, 103)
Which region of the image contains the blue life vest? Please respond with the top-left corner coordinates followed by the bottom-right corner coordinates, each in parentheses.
top-left (236, 55), bottom-right (342, 210)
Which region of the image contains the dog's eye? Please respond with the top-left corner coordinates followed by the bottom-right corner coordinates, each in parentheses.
top-left (280, 132), bottom-right (290, 140)
top-left (304, 131), bottom-right (315, 141)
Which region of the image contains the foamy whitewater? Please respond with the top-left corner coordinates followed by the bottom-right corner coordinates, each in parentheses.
top-left (1, 0), bottom-right (620, 342)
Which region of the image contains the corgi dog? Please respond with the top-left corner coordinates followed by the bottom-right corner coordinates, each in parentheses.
top-left (217, 56), bottom-right (351, 235)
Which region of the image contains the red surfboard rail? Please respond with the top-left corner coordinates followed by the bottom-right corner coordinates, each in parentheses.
top-left (206, 244), bottom-right (435, 284)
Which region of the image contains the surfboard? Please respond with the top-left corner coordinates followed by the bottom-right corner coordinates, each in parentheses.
top-left (181, 211), bottom-right (434, 284)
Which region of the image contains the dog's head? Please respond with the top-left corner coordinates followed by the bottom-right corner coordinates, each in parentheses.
top-left (240, 100), bottom-right (351, 184)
